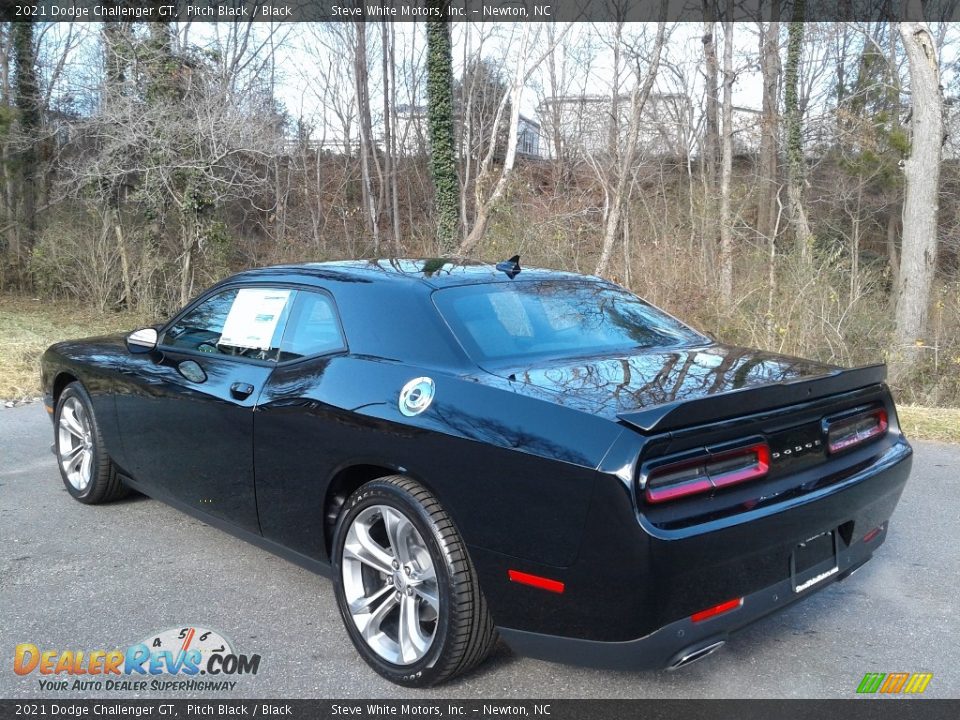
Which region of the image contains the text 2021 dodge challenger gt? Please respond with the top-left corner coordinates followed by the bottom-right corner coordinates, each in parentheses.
top-left (41, 258), bottom-right (912, 686)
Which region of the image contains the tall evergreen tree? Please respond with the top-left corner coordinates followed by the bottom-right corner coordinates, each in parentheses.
top-left (425, 1), bottom-right (459, 253)
top-left (784, 2), bottom-right (813, 258)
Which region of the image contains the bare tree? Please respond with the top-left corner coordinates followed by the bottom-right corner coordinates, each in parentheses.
top-left (353, 20), bottom-right (380, 253)
top-left (757, 14), bottom-right (781, 244)
top-left (718, 19), bottom-right (735, 306)
top-left (458, 23), bottom-right (572, 255)
top-left (701, 5), bottom-right (720, 268)
top-left (59, 25), bottom-right (285, 307)
top-left (893, 20), bottom-right (943, 378)
top-left (382, 20), bottom-right (400, 251)
top-left (594, 21), bottom-right (668, 277)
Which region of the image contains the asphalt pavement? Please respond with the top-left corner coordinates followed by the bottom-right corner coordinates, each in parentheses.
top-left (1, 403), bottom-right (957, 699)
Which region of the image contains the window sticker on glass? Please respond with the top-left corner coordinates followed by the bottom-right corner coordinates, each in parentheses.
top-left (218, 288), bottom-right (291, 350)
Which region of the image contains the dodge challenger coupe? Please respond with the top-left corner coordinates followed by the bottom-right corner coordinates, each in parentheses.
top-left (41, 258), bottom-right (912, 686)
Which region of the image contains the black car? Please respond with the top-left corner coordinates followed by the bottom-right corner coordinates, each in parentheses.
top-left (41, 259), bottom-right (912, 686)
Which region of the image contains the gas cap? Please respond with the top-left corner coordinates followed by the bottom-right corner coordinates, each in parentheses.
top-left (399, 377), bottom-right (435, 417)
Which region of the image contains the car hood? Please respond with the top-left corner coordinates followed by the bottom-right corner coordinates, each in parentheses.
top-left (495, 344), bottom-right (840, 420)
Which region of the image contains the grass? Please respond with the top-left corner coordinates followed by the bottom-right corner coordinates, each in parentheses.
top-left (897, 405), bottom-right (960, 444)
top-left (0, 294), bottom-right (149, 401)
top-left (1, 294), bottom-right (958, 443)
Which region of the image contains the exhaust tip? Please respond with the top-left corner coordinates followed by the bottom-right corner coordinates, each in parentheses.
top-left (666, 639), bottom-right (726, 671)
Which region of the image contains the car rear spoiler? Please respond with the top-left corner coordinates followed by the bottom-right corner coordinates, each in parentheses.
top-left (617, 363), bottom-right (887, 434)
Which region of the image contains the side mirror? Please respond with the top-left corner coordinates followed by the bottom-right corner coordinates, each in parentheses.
top-left (126, 327), bottom-right (158, 353)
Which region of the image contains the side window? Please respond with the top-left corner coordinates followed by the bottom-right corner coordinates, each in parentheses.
top-left (278, 291), bottom-right (346, 362)
top-left (161, 287), bottom-right (295, 362)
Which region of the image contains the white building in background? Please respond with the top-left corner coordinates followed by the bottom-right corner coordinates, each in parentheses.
top-left (393, 104), bottom-right (429, 156)
top-left (516, 115), bottom-right (543, 159)
top-left (537, 93), bottom-right (694, 159)
top-left (536, 94), bottom-right (770, 160)
top-left (730, 107), bottom-right (763, 155)
top-left (392, 105), bottom-right (545, 160)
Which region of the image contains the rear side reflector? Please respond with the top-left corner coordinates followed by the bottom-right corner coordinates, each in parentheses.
top-left (862, 525), bottom-right (883, 543)
top-left (825, 408), bottom-right (888, 454)
top-left (644, 443), bottom-right (770, 504)
top-left (508, 570), bottom-right (565, 594)
top-left (691, 597), bottom-right (743, 623)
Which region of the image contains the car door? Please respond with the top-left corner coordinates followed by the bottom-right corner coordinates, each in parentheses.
top-left (114, 285), bottom-right (295, 535)
top-left (252, 288), bottom-right (352, 559)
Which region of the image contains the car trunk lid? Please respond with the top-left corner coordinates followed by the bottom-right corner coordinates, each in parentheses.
top-left (494, 344), bottom-right (881, 431)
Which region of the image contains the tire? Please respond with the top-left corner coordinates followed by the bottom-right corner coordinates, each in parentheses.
top-left (332, 475), bottom-right (497, 686)
top-left (54, 381), bottom-right (128, 504)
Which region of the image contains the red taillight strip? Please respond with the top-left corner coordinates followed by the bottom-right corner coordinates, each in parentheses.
top-left (691, 597), bottom-right (743, 623)
top-left (508, 570), bottom-right (565, 594)
top-left (826, 408), bottom-right (888, 454)
top-left (644, 443), bottom-right (770, 504)
top-left (644, 477), bottom-right (713, 504)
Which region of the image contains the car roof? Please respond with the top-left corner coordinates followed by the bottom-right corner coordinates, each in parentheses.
top-left (229, 258), bottom-right (593, 291)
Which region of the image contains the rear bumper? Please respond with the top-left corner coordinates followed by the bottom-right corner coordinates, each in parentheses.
top-left (487, 437), bottom-right (911, 668)
top-left (499, 529), bottom-right (880, 670)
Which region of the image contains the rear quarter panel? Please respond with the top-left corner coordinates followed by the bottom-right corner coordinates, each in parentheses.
top-left (254, 355), bottom-right (627, 567)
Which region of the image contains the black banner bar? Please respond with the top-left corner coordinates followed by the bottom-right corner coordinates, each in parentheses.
top-left (1, 700), bottom-right (959, 720)
top-left (5, 0), bottom-right (960, 23)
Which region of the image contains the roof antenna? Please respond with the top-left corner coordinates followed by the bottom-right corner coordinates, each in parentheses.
top-left (496, 255), bottom-right (522, 279)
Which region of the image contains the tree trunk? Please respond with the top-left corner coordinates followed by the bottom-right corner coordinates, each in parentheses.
top-left (381, 20), bottom-right (396, 252)
top-left (425, 2), bottom-right (460, 253)
top-left (892, 21), bottom-right (943, 380)
top-left (1, 24), bottom-right (13, 287)
top-left (386, 21), bottom-right (401, 252)
top-left (718, 20), bottom-right (735, 306)
top-left (886, 212), bottom-right (900, 297)
top-left (784, 7), bottom-right (813, 259)
top-left (353, 20), bottom-right (380, 253)
top-left (886, 20), bottom-right (903, 298)
top-left (180, 226), bottom-right (194, 307)
top-left (757, 14), bottom-right (780, 243)
top-left (114, 212), bottom-right (132, 310)
top-left (701, 8), bottom-right (720, 270)
top-left (545, 23), bottom-right (565, 174)
top-left (12, 22), bottom-right (39, 284)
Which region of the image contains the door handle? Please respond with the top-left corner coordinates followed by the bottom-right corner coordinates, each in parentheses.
top-left (230, 382), bottom-right (255, 400)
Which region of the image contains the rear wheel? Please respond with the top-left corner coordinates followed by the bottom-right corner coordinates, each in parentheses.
top-left (332, 476), bottom-right (497, 686)
top-left (55, 382), bottom-right (127, 504)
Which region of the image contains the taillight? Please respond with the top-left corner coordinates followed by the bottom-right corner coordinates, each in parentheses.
top-left (644, 443), bottom-right (770, 504)
top-left (824, 407), bottom-right (888, 454)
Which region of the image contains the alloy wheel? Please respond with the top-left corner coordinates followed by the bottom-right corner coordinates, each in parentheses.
top-left (341, 504), bottom-right (440, 665)
top-left (58, 396), bottom-right (93, 492)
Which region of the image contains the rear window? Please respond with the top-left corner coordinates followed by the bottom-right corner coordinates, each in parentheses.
top-left (433, 280), bottom-right (705, 365)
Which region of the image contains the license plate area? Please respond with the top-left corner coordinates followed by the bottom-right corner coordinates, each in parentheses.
top-left (791, 530), bottom-right (839, 593)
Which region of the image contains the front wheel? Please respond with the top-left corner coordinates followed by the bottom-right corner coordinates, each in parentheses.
top-left (55, 382), bottom-right (128, 504)
top-left (332, 476), bottom-right (497, 686)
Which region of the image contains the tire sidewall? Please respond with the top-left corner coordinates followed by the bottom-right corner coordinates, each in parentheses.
top-left (331, 480), bottom-right (455, 686)
top-left (54, 383), bottom-right (99, 501)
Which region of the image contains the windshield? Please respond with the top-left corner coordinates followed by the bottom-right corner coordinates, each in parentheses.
top-left (433, 280), bottom-right (706, 366)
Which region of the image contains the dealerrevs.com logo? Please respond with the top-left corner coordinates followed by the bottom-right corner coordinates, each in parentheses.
top-left (13, 627), bottom-right (261, 693)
